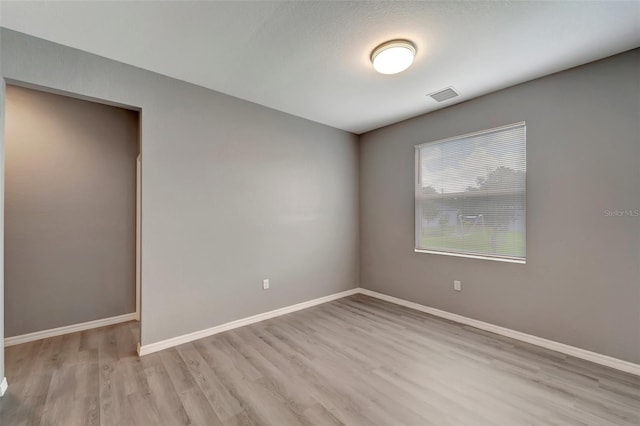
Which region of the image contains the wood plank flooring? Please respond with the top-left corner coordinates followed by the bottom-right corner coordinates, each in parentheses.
top-left (1, 294), bottom-right (639, 425)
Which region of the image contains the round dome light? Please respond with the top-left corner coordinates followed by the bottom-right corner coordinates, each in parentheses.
top-left (371, 39), bottom-right (416, 75)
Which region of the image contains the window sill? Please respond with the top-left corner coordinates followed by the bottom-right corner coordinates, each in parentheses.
top-left (414, 249), bottom-right (526, 264)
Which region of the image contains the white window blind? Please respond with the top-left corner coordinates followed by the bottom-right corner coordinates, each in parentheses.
top-left (415, 122), bottom-right (526, 263)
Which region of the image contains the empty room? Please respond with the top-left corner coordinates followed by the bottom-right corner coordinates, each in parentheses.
top-left (0, 1), bottom-right (638, 425)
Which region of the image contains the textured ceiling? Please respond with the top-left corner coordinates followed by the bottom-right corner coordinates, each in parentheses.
top-left (1, 1), bottom-right (639, 134)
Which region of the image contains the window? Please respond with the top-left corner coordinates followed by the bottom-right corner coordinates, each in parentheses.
top-left (415, 122), bottom-right (526, 263)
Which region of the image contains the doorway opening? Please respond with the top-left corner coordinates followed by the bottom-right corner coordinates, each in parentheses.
top-left (3, 83), bottom-right (141, 349)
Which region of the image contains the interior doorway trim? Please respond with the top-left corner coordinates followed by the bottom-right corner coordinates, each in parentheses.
top-left (136, 153), bottom-right (141, 321)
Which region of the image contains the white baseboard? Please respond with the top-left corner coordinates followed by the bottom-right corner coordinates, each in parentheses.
top-left (87, 286), bottom-right (638, 377)
top-left (4, 312), bottom-right (137, 347)
top-left (359, 288), bottom-right (640, 376)
top-left (0, 377), bottom-right (7, 397)
top-left (138, 288), bottom-right (360, 356)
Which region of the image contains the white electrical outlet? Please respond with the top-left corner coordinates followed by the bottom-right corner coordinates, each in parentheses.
top-left (263, 279), bottom-right (270, 290)
top-left (454, 280), bottom-right (462, 291)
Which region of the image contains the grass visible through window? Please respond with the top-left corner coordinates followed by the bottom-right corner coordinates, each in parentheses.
top-left (422, 228), bottom-right (525, 258)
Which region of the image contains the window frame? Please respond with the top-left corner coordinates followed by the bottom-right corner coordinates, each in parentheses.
top-left (414, 122), bottom-right (527, 264)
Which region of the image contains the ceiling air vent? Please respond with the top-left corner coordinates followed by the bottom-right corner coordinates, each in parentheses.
top-left (428, 87), bottom-right (459, 102)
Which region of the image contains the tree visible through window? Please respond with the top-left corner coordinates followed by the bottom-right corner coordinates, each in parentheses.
top-left (415, 122), bottom-right (526, 262)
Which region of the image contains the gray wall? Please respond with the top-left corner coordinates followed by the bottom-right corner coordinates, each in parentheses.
top-left (360, 49), bottom-right (640, 363)
top-left (4, 85), bottom-right (138, 337)
top-left (0, 29), bottom-right (359, 346)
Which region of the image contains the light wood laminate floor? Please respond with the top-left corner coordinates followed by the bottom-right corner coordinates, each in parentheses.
top-left (1, 294), bottom-right (639, 425)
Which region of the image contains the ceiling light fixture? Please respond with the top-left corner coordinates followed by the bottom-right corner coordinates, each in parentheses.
top-left (371, 39), bottom-right (416, 75)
